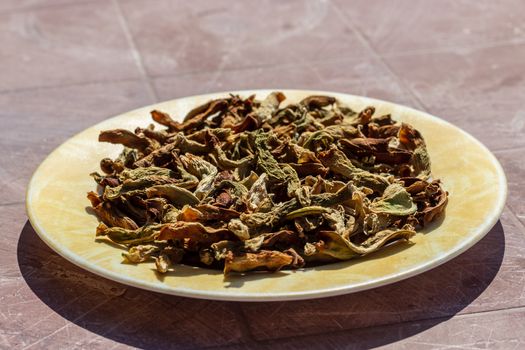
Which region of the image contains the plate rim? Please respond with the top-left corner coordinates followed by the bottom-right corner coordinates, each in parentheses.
top-left (25, 89), bottom-right (508, 302)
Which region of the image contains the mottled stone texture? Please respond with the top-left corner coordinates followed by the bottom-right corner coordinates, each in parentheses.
top-left (1, 0), bottom-right (524, 348)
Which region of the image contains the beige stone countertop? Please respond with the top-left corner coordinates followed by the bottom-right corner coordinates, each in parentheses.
top-left (1, 1), bottom-right (524, 349)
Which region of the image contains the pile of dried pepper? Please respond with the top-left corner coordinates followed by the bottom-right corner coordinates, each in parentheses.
top-left (87, 92), bottom-right (448, 275)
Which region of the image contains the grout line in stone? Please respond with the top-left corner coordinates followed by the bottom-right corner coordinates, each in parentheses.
top-left (377, 38), bottom-right (525, 59)
top-left (111, 0), bottom-right (159, 103)
top-left (0, 77), bottom-right (148, 96)
top-left (437, 305), bottom-right (525, 320)
top-left (492, 146), bottom-right (525, 154)
top-left (329, 0), bottom-right (428, 111)
top-left (0, 0), bottom-right (100, 16)
top-left (0, 201), bottom-right (25, 208)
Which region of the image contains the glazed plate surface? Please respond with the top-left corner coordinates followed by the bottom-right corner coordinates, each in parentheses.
top-left (26, 90), bottom-right (507, 301)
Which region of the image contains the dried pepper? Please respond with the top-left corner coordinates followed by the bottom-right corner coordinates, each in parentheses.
top-left (89, 92), bottom-right (448, 275)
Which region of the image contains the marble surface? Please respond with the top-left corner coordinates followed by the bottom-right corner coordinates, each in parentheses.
top-left (1, 0), bottom-right (525, 348)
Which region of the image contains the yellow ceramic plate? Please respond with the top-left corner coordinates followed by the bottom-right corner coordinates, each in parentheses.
top-left (26, 90), bottom-right (507, 301)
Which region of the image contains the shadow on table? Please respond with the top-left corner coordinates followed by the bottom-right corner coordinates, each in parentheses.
top-left (18, 220), bottom-right (505, 349)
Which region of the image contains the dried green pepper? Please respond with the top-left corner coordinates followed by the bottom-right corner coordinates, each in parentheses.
top-left (88, 92), bottom-right (448, 275)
